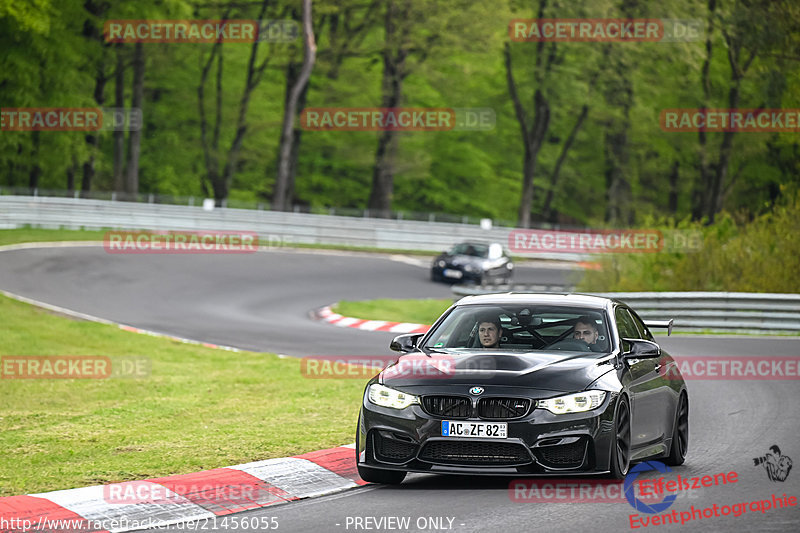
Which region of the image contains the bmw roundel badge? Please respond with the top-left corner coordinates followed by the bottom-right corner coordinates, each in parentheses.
top-left (469, 386), bottom-right (484, 395)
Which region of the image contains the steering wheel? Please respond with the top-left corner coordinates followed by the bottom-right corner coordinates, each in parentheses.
top-left (548, 339), bottom-right (592, 351)
top-left (542, 327), bottom-right (576, 349)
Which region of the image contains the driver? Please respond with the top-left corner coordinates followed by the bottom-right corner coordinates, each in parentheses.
top-left (477, 317), bottom-right (502, 348)
top-left (573, 316), bottom-right (600, 346)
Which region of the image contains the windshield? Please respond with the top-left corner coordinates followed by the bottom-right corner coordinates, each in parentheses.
top-left (424, 304), bottom-right (611, 353)
top-left (450, 243), bottom-right (489, 257)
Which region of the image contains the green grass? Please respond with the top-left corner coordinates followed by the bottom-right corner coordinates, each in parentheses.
top-left (0, 294), bottom-right (367, 496)
top-left (332, 299), bottom-right (799, 337)
top-left (0, 228), bottom-right (107, 247)
top-left (334, 298), bottom-right (452, 325)
top-left (0, 227), bottom-right (441, 255)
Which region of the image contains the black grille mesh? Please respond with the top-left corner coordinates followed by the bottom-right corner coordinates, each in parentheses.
top-left (422, 396), bottom-right (472, 418)
top-left (419, 441), bottom-right (531, 465)
top-left (478, 398), bottom-right (531, 419)
top-left (536, 440), bottom-right (587, 467)
top-left (375, 435), bottom-right (417, 461)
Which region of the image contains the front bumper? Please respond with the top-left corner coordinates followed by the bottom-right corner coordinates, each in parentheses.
top-left (357, 389), bottom-right (619, 476)
top-left (431, 265), bottom-right (483, 283)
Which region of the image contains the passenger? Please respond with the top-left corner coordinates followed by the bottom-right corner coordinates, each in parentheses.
top-left (573, 316), bottom-right (599, 346)
top-left (478, 318), bottom-right (501, 348)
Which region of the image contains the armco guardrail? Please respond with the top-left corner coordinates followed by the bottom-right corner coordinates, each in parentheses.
top-left (0, 196), bottom-right (586, 261)
top-left (451, 286), bottom-right (800, 334)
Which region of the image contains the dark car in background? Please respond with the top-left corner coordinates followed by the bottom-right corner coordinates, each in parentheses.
top-left (431, 242), bottom-right (513, 284)
top-left (355, 293), bottom-right (687, 484)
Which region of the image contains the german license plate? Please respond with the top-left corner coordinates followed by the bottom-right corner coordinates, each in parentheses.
top-left (443, 269), bottom-right (463, 279)
top-left (441, 421), bottom-right (507, 439)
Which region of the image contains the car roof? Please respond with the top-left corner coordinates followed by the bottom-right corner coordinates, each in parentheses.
top-left (455, 292), bottom-right (612, 310)
top-left (453, 241), bottom-right (495, 246)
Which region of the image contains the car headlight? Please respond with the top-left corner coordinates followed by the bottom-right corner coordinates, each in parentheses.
top-left (537, 391), bottom-right (606, 414)
top-left (437, 260), bottom-right (446, 267)
top-left (368, 384), bottom-right (419, 409)
top-left (464, 265), bottom-right (475, 272)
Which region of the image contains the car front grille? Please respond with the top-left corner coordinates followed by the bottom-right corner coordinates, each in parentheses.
top-left (422, 396), bottom-right (532, 420)
top-left (477, 398), bottom-right (531, 419)
top-left (419, 441), bottom-right (531, 466)
top-left (535, 440), bottom-right (587, 468)
top-left (422, 396), bottom-right (472, 418)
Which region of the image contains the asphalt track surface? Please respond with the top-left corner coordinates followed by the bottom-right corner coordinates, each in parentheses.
top-left (0, 245), bottom-right (577, 356)
top-left (0, 245), bottom-right (798, 533)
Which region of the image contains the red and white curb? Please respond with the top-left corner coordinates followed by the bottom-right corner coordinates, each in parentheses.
top-left (316, 306), bottom-right (430, 335)
top-left (0, 445), bottom-right (364, 533)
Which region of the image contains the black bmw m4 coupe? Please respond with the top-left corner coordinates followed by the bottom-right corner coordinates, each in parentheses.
top-left (356, 293), bottom-right (688, 484)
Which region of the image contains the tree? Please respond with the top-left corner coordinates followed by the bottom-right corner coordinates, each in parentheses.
top-left (274, 0), bottom-right (318, 211)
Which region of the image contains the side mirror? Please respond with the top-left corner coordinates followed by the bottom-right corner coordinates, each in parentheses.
top-left (622, 338), bottom-right (661, 358)
top-left (390, 333), bottom-right (424, 353)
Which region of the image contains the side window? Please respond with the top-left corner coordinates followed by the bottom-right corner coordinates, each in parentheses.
top-left (629, 310), bottom-right (655, 341)
top-left (615, 307), bottom-right (640, 340)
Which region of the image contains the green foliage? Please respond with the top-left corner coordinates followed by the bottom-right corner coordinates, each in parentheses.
top-left (578, 188), bottom-right (800, 292)
top-left (0, 0), bottom-right (798, 224)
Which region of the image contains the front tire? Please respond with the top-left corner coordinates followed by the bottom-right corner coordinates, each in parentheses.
top-left (357, 465), bottom-right (407, 484)
top-left (665, 392), bottom-right (688, 466)
top-left (609, 396), bottom-right (631, 479)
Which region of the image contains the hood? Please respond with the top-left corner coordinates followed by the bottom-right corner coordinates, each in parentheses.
top-left (440, 253), bottom-right (486, 267)
top-left (379, 350), bottom-right (615, 393)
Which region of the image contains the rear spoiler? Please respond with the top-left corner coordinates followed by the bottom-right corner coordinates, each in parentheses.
top-left (645, 319), bottom-right (674, 336)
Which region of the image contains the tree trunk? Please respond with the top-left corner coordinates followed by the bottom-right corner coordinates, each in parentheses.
top-left (286, 81), bottom-right (310, 205)
top-left (82, 62), bottom-right (106, 197)
top-left (66, 158), bottom-right (77, 193)
top-left (603, 69), bottom-right (633, 224)
top-left (366, 0), bottom-right (409, 216)
top-left (368, 129), bottom-right (399, 217)
top-left (28, 131), bottom-right (41, 191)
top-left (220, 0), bottom-right (272, 205)
top-left (668, 160), bottom-right (679, 214)
top-left (706, 10), bottom-right (757, 223)
top-left (542, 104), bottom-right (588, 221)
top-left (517, 89), bottom-right (550, 228)
top-left (708, 82), bottom-right (740, 221)
top-left (125, 42), bottom-right (144, 196)
top-left (113, 45), bottom-right (126, 194)
top-left (603, 124), bottom-right (631, 225)
top-left (504, 40), bottom-right (551, 228)
top-left (274, 0), bottom-right (317, 211)
top-left (693, 0), bottom-right (716, 220)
